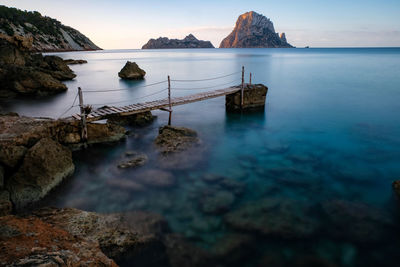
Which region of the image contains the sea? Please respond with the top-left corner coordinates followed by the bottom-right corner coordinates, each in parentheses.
top-left (2, 48), bottom-right (400, 266)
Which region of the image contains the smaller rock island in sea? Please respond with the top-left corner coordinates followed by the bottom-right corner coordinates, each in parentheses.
top-left (220, 11), bottom-right (293, 48)
top-left (142, 34), bottom-right (214, 49)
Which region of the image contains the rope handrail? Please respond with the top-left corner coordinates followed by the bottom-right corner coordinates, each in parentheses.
top-left (58, 92), bottom-right (79, 118)
top-left (170, 71), bottom-right (241, 82)
top-left (171, 79), bottom-right (241, 90)
top-left (81, 80), bottom-right (167, 93)
top-left (88, 88), bottom-right (168, 106)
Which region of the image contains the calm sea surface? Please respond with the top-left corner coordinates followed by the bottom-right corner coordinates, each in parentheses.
top-left (2, 48), bottom-right (400, 266)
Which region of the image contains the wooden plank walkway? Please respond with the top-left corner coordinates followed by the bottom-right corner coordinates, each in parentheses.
top-left (71, 86), bottom-right (241, 122)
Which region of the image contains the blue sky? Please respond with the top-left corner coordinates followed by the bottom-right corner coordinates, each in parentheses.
top-left (2, 0), bottom-right (400, 48)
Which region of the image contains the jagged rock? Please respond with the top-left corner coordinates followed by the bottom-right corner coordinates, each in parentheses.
top-left (226, 84), bottom-right (268, 112)
top-left (0, 6), bottom-right (101, 52)
top-left (0, 190), bottom-right (12, 215)
top-left (135, 169), bottom-right (176, 188)
top-left (0, 214), bottom-right (117, 266)
top-left (33, 207), bottom-right (170, 266)
top-left (6, 138), bottom-right (75, 210)
top-left (118, 61), bottom-right (146, 80)
top-left (64, 59), bottom-right (88, 65)
top-left (225, 198), bottom-right (319, 239)
top-left (220, 11), bottom-right (294, 48)
top-left (321, 200), bottom-right (394, 243)
top-left (118, 154), bottom-right (148, 168)
top-left (155, 125), bottom-right (200, 154)
top-left (142, 34), bottom-right (214, 49)
top-left (109, 111), bottom-right (155, 126)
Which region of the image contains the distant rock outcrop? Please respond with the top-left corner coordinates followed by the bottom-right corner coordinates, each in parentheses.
top-left (0, 5), bottom-right (100, 52)
top-left (219, 11), bottom-right (293, 48)
top-left (142, 34), bottom-right (214, 49)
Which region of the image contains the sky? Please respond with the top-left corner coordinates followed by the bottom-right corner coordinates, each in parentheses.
top-left (1, 0), bottom-right (400, 49)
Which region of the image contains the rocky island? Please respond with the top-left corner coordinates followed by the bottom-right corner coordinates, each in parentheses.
top-left (220, 11), bottom-right (293, 48)
top-left (0, 5), bottom-right (100, 52)
top-left (142, 34), bottom-right (214, 49)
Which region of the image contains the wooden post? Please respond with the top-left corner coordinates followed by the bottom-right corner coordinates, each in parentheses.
top-left (168, 75), bottom-right (172, 126)
top-left (249, 72), bottom-right (252, 85)
top-left (78, 87), bottom-right (88, 141)
top-left (241, 66), bottom-right (244, 108)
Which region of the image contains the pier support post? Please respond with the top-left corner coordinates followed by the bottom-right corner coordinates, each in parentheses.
top-left (249, 73), bottom-right (252, 85)
top-left (168, 75), bottom-right (172, 125)
top-left (78, 87), bottom-right (88, 141)
top-left (241, 66), bottom-right (245, 109)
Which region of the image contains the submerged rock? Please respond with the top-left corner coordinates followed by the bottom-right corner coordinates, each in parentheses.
top-left (135, 169), bottom-right (176, 188)
top-left (155, 125), bottom-right (199, 154)
top-left (0, 214), bottom-right (117, 266)
top-left (6, 138), bottom-right (75, 210)
top-left (106, 177), bottom-right (145, 192)
top-left (118, 61), bottom-right (146, 80)
top-left (211, 234), bottom-right (256, 265)
top-left (321, 200), bottom-right (393, 243)
top-left (225, 198), bottom-right (319, 239)
top-left (118, 154), bottom-right (148, 169)
top-left (200, 190), bottom-right (235, 214)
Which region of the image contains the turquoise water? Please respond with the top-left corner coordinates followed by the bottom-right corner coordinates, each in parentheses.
top-left (3, 48), bottom-right (400, 266)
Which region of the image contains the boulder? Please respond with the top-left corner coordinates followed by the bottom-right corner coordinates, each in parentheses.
top-left (0, 145), bottom-right (27, 169)
top-left (109, 111), bottom-right (155, 126)
top-left (118, 61), bottom-right (146, 80)
top-left (0, 190), bottom-right (12, 216)
top-left (135, 169), bottom-right (176, 188)
top-left (155, 125), bottom-right (199, 154)
top-left (6, 138), bottom-right (75, 209)
top-left (0, 215), bottom-right (117, 266)
top-left (225, 198), bottom-right (319, 239)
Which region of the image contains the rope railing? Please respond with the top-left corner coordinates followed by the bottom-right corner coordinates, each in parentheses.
top-left (81, 79), bottom-right (168, 93)
top-left (87, 87), bottom-right (168, 107)
top-left (171, 79), bottom-right (241, 91)
top-left (57, 92), bottom-right (79, 118)
top-left (170, 71), bottom-right (241, 82)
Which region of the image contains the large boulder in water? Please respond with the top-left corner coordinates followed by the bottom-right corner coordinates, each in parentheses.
top-left (6, 138), bottom-right (75, 210)
top-left (118, 61), bottom-right (146, 80)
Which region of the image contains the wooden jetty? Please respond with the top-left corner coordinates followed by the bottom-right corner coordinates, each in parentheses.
top-left (71, 86), bottom-right (241, 122)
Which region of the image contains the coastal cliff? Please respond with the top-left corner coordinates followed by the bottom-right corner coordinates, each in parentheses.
top-left (142, 34), bottom-right (214, 49)
top-left (219, 11), bottom-right (293, 48)
top-left (0, 5), bottom-right (100, 52)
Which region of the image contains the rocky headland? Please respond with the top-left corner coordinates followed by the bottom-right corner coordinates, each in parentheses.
top-left (219, 11), bottom-right (293, 48)
top-left (0, 5), bottom-right (100, 52)
top-left (0, 36), bottom-right (76, 98)
top-left (0, 112), bottom-right (126, 213)
top-left (142, 34), bottom-right (214, 49)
